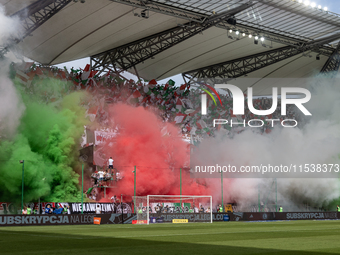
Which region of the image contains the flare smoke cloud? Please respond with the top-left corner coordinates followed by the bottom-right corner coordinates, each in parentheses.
top-left (0, 6), bottom-right (24, 135)
top-left (191, 76), bottom-right (340, 210)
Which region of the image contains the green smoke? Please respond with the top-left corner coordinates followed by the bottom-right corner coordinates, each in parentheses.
top-left (0, 74), bottom-right (90, 203)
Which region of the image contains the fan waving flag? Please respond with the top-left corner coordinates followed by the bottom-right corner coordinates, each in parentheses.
top-left (127, 90), bottom-right (144, 104)
top-left (81, 64), bottom-right (91, 81)
top-left (174, 112), bottom-right (187, 123)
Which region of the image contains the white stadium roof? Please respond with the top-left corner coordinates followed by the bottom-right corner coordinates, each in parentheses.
top-left (1, 0), bottom-right (340, 95)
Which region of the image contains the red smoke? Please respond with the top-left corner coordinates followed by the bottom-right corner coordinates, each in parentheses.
top-left (104, 104), bottom-right (210, 200)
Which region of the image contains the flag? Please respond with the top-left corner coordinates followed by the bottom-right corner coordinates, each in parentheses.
top-left (180, 84), bottom-right (187, 90)
top-left (81, 64), bottom-right (91, 80)
top-left (87, 105), bottom-right (99, 122)
top-left (89, 70), bottom-right (98, 79)
top-left (148, 79), bottom-right (157, 85)
top-left (143, 85), bottom-right (152, 96)
top-left (127, 90), bottom-right (143, 104)
top-left (174, 113), bottom-right (187, 123)
top-left (196, 119), bottom-right (207, 129)
top-left (190, 126), bottom-right (197, 135)
top-left (166, 79), bottom-right (175, 86)
top-left (87, 187), bottom-right (93, 195)
top-left (176, 98), bottom-right (185, 113)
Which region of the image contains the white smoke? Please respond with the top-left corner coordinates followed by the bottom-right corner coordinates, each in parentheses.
top-left (0, 6), bottom-right (20, 45)
top-left (192, 76), bottom-right (340, 211)
top-left (0, 6), bottom-right (25, 136)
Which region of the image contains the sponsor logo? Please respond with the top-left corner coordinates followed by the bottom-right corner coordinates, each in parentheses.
top-left (132, 220), bottom-right (147, 224)
top-left (201, 84), bottom-right (311, 116)
top-left (0, 215), bottom-right (94, 225)
top-left (213, 214), bottom-right (224, 221)
top-left (200, 84), bottom-right (311, 128)
top-left (93, 217), bottom-right (101, 225)
top-left (0, 215), bottom-right (69, 225)
top-left (172, 219), bottom-right (188, 223)
top-left (286, 212), bottom-right (337, 220)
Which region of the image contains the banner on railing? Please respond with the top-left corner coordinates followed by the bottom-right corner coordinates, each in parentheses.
top-left (0, 202), bottom-right (133, 215)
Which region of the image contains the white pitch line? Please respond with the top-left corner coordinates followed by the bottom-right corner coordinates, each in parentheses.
top-left (109, 226), bottom-right (340, 239)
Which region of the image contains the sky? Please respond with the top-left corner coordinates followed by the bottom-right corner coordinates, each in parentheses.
top-left (55, 0), bottom-right (340, 86)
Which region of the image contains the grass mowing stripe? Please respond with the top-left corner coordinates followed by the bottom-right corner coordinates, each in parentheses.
top-left (1, 221), bottom-right (340, 255)
top-left (2, 226), bottom-right (340, 240)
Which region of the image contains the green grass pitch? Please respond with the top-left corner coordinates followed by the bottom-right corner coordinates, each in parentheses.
top-left (1, 220), bottom-right (340, 254)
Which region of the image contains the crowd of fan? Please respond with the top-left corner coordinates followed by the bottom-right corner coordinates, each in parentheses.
top-left (22, 204), bottom-right (69, 215)
top-left (12, 62), bottom-right (302, 204)
top-left (13, 62), bottom-right (301, 145)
